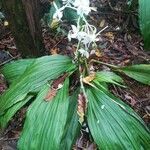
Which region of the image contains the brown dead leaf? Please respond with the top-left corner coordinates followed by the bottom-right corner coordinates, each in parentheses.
top-left (50, 47), bottom-right (59, 55)
top-left (99, 19), bottom-right (106, 28)
top-left (83, 73), bottom-right (96, 85)
top-left (124, 94), bottom-right (137, 107)
top-left (52, 73), bottom-right (68, 89)
top-left (95, 49), bottom-right (102, 57)
top-left (121, 59), bottom-right (130, 66)
top-left (45, 88), bottom-right (57, 101)
top-left (44, 73), bottom-right (68, 101)
top-left (77, 93), bottom-right (86, 124)
top-left (105, 32), bottom-right (114, 43)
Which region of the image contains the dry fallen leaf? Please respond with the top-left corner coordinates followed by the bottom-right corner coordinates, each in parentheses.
top-left (77, 93), bottom-right (86, 124)
top-left (95, 49), bottom-right (102, 57)
top-left (105, 32), bottom-right (114, 43)
top-left (99, 19), bottom-right (106, 28)
top-left (45, 73), bottom-right (68, 101)
top-left (45, 88), bottom-right (57, 101)
top-left (50, 47), bottom-right (59, 55)
top-left (83, 73), bottom-right (96, 85)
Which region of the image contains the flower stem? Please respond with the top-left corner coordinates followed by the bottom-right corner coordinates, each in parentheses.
top-left (79, 70), bottom-right (88, 102)
top-left (84, 59), bottom-right (90, 75)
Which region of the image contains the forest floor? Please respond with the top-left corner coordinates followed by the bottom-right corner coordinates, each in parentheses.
top-left (0, 0), bottom-right (150, 149)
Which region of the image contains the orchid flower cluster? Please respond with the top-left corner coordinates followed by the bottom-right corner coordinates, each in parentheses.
top-left (53, 0), bottom-right (107, 58)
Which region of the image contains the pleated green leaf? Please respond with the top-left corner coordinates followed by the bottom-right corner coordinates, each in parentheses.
top-left (87, 87), bottom-right (150, 150)
top-left (0, 95), bottom-right (33, 132)
top-left (18, 78), bottom-right (79, 150)
top-left (60, 89), bottom-right (81, 149)
top-left (118, 64), bottom-right (150, 85)
top-left (94, 71), bottom-right (125, 87)
top-left (139, 0), bottom-right (150, 50)
top-left (1, 59), bottom-right (34, 83)
top-left (0, 55), bottom-right (76, 128)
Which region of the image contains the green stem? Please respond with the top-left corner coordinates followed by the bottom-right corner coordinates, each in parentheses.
top-left (79, 71), bottom-right (88, 102)
top-left (90, 59), bottom-right (118, 69)
top-left (84, 59), bottom-right (90, 75)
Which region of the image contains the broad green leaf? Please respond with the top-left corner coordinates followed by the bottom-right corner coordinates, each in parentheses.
top-left (63, 8), bottom-right (78, 24)
top-left (0, 95), bottom-right (33, 130)
top-left (87, 87), bottom-right (150, 149)
top-left (0, 55), bottom-right (76, 128)
top-left (93, 71), bottom-right (125, 87)
top-left (61, 89), bottom-right (81, 149)
top-left (139, 0), bottom-right (150, 50)
top-left (18, 78), bottom-right (78, 150)
top-left (118, 64), bottom-right (150, 85)
top-left (1, 59), bottom-right (34, 83)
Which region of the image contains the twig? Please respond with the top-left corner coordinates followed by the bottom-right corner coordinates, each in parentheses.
top-left (0, 54), bottom-right (20, 67)
top-left (98, 25), bottom-right (108, 34)
top-left (51, 37), bottom-right (66, 50)
top-left (0, 137), bottom-right (19, 141)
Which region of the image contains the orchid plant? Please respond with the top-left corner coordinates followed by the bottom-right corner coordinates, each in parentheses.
top-left (53, 0), bottom-right (107, 59)
top-left (0, 0), bottom-right (150, 149)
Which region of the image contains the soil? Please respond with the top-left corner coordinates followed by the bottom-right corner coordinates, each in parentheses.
top-left (0, 0), bottom-right (150, 149)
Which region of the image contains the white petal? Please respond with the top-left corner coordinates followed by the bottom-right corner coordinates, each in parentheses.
top-left (71, 25), bottom-right (78, 33)
top-left (78, 48), bottom-right (89, 58)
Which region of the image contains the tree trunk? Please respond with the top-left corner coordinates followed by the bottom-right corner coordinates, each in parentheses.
top-left (2, 0), bottom-right (45, 57)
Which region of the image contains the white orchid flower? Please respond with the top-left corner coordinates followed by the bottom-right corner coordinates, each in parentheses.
top-left (52, 0), bottom-right (107, 58)
top-left (68, 25), bottom-right (79, 41)
top-left (53, 2), bottom-right (66, 21)
top-left (68, 25), bottom-right (89, 43)
top-left (78, 48), bottom-right (89, 58)
top-left (53, 10), bottom-right (63, 21)
top-left (82, 27), bottom-right (100, 47)
top-left (73, 0), bottom-right (96, 16)
top-left (83, 25), bottom-right (108, 47)
top-left (68, 24), bottom-right (101, 48)
top-left (77, 31), bottom-right (88, 41)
